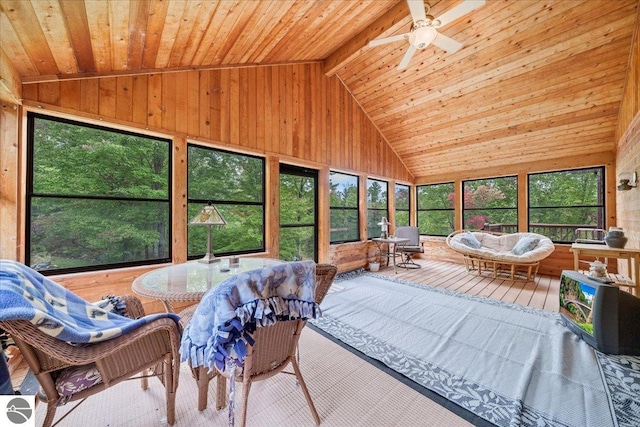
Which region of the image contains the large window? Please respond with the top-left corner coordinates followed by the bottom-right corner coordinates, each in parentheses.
top-left (187, 145), bottom-right (265, 257)
top-left (329, 172), bottom-right (359, 243)
top-left (462, 176), bottom-right (518, 232)
top-left (416, 183), bottom-right (455, 236)
top-left (279, 165), bottom-right (317, 261)
top-left (395, 184), bottom-right (410, 227)
top-left (528, 167), bottom-right (605, 243)
top-left (367, 178), bottom-right (388, 239)
top-left (27, 113), bottom-right (171, 273)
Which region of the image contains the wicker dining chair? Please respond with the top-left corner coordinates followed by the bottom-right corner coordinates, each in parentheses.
top-left (0, 295), bottom-right (182, 427)
top-left (179, 263), bottom-right (337, 425)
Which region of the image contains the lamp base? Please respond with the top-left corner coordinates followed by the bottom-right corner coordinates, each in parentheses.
top-left (198, 253), bottom-right (221, 264)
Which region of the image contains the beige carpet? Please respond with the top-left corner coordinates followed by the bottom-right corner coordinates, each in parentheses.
top-left (35, 328), bottom-right (472, 426)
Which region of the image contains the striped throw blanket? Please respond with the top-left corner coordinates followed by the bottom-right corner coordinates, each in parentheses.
top-left (0, 259), bottom-right (178, 344)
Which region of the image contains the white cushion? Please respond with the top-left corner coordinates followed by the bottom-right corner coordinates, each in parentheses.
top-left (448, 232), bottom-right (555, 263)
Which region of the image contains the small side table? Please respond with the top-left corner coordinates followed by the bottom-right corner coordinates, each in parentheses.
top-left (372, 237), bottom-right (409, 273)
top-left (570, 243), bottom-right (640, 296)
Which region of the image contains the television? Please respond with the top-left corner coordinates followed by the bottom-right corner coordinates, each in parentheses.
top-left (559, 270), bottom-right (640, 355)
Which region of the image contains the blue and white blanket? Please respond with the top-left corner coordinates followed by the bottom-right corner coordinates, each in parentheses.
top-left (0, 259), bottom-right (179, 344)
top-left (180, 260), bottom-right (320, 372)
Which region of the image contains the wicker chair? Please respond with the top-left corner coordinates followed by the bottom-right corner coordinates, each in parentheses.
top-left (0, 295), bottom-right (181, 427)
top-left (179, 263), bottom-right (337, 425)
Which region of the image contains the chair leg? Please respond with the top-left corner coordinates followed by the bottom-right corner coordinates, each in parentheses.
top-left (194, 366), bottom-right (210, 411)
top-left (141, 368), bottom-right (149, 390)
top-left (165, 358), bottom-right (176, 425)
top-left (238, 379), bottom-right (252, 427)
top-left (42, 403), bottom-right (57, 427)
top-left (216, 375), bottom-right (227, 410)
top-left (291, 358), bottom-right (320, 425)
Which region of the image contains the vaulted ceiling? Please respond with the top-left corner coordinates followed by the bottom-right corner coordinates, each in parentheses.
top-left (1, 0), bottom-right (638, 179)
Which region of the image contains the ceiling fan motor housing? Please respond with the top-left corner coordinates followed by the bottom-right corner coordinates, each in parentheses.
top-left (410, 26), bottom-right (437, 49)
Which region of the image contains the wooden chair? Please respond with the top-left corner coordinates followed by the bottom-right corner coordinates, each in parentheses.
top-left (179, 263), bottom-right (337, 426)
top-left (0, 295), bottom-right (181, 427)
top-left (395, 226), bottom-right (425, 269)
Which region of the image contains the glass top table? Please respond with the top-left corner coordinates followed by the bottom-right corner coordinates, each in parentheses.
top-left (132, 257), bottom-right (283, 312)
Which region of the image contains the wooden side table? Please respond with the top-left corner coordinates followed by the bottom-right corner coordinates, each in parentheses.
top-left (570, 243), bottom-right (640, 296)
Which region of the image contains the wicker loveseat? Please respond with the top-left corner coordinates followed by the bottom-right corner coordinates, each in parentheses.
top-left (446, 230), bottom-right (555, 280)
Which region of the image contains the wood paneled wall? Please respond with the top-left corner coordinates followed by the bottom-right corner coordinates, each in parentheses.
top-left (0, 102), bottom-right (20, 258)
top-left (615, 6), bottom-right (640, 279)
top-left (5, 63), bottom-right (412, 308)
top-left (21, 64), bottom-right (411, 182)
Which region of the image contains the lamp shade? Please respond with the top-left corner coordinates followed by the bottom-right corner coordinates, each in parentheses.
top-left (377, 217), bottom-right (390, 227)
top-left (190, 204), bottom-right (227, 226)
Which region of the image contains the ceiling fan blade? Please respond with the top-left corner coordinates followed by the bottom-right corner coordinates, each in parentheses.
top-left (406, 0), bottom-right (427, 24)
top-left (432, 33), bottom-right (463, 53)
top-left (436, 0), bottom-right (485, 28)
top-left (398, 45), bottom-right (417, 70)
top-left (369, 33), bottom-right (408, 48)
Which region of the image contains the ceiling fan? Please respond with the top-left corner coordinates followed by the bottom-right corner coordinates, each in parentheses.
top-left (369, 0), bottom-right (485, 70)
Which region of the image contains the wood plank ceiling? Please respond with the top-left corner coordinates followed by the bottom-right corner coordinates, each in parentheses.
top-left (1, 0), bottom-right (638, 180)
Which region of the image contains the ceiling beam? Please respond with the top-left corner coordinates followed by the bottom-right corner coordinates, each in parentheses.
top-left (0, 48), bottom-right (22, 104)
top-left (323, 0), bottom-right (410, 77)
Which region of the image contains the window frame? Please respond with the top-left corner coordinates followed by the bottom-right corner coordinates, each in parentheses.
top-left (416, 182), bottom-right (455, 236)
top-left (26, 112), bottom-right (173, 275)
top-left (462, 175), bottom-right (518, 232)
top-left (395, 183), bottom-right (411, 228)
top-left (366, 178), bottom-right (389, 240)
top-left (527, 166), bottom-right (605, 243)
top-left (329, 171), bottom-right (360, 244)
top-left (186, 144), bottom-right (266, 259)
top-left (279, 163), bottom-right (318, 262)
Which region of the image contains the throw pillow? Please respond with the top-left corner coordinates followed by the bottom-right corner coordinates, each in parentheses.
top-left (55, 363), bottom-right (103, 402)
top-left (511, 237), bottom-right (540, 255)
top-left (459, 232), bottom-right (482, 249)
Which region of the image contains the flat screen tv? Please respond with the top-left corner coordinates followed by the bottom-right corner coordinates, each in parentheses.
top-left (559, 270), bottom-right (640, 355)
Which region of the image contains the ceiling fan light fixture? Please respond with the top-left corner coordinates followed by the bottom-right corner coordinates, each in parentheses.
top-left (410, 26), bottom-right (437, 49)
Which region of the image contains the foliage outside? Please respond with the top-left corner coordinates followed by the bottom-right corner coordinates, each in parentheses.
top-left (367, 179), bottom-right (388, 239)
top-left (329, 172), bottom-right (359, 242)
top-left (29, 115), bottom-right (170, 271)
top-left (417, 183), bottom-right (455, 236)
top-left (279, 171), bottom-right (316, 261)
top-left (463, 176), bottom-right (517, 231)
top-left (395, 184), bottom-right (410, 227)
top-left (187, 146), bottom-right (265, 257)
top-left (528, 168), bottom-right (604, 242)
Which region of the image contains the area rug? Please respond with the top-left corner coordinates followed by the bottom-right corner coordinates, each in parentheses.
top-left (310, 272), bottom-right (640, 427)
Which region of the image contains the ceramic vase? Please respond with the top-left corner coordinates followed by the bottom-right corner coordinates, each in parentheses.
top-left (604, 228), bottom-right (628, 249)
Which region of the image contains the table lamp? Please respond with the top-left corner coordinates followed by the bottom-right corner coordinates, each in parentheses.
top-left (378, 217), bottom-right (390, 239)
top-left (189, 203), bottom-right (227, 263)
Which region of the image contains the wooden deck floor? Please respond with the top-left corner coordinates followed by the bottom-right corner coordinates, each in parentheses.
top-left (375, 258), bottom-right (560, 312)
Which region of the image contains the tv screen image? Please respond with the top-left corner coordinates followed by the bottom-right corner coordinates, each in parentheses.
top-left (559, 274), bottom-right (596, 335)
top-left (559, 270), bottom-right (640, 355)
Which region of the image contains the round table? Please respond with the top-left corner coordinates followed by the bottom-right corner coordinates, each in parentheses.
top-left (132, 257), bottom-right (282, 312)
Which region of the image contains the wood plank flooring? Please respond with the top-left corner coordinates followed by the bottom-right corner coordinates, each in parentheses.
top-left (375, 258), bottom-right (560, 312)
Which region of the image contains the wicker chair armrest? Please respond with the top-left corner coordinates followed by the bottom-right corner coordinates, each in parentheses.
top-left (120, 294), bottom-right (146, 319)
top-left (314, 264), bottom-right (338, 305)
top-left (4, 317), bottom-right (180, 367)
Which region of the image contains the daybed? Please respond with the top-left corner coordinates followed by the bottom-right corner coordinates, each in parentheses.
top-left (446, 230), bottom-right (555, 280)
